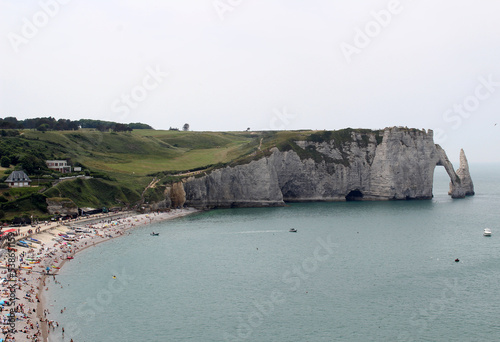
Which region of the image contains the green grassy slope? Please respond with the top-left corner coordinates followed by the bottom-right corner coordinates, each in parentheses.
top-left (1, 129), bottom-right (262, 212)
top-left (44, 178), bottom-right (140, 208)
top-left (1, 128), bottom-right (384, 215)
top-left (21, 129), bottom-right (257, 175)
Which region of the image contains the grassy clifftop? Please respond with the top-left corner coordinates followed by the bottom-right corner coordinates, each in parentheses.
top-left (20, 129), bottom-right (256, 176)
top-left (0, 128), bottom-right (385, 218)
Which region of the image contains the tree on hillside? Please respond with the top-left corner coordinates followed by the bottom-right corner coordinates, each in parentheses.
top-left (79, 119), bottom-right (152, 130)
top-left (0, 117), bottom-right (152, 131)
top-left (55, 119), bottom-right (79, 130)
top-left (128, 122), bottom-right (153, 129)
top-left (96, 124), bottom-right (109, 132)
top-left (0, 117), bottom-right (20, 129)
top-left (37, 124), bottom-right (49, 131)
top-left (1, 156), bottom-right (10, 168)
top-left (183, 123), bottom-right (190, 131)
top-left (1, 130), bottom-right (19, 137)
top-left (19, 155), bottom-right (46, 174)
top-left (113, 123), bottom-right (132, 132)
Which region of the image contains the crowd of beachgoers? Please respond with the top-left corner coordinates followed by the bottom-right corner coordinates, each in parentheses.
top-left (0, 208), bottom-right (198, 342)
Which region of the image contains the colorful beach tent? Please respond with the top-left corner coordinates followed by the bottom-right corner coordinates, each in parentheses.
top-left (0, 228), bottom-right (16, 237)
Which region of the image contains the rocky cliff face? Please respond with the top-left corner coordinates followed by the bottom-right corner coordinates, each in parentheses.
top-left (46, 198), bottom-right (78, 216)
top-left (183, 157), bottom-right (283, 208)
top-left (448, 148), bottom-right (475, 197)
top-left (178, 127), bottom-right (474, 208)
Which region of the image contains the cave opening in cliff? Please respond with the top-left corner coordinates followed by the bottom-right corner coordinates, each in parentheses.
top-left (345, 190), bottom-right (363, 201)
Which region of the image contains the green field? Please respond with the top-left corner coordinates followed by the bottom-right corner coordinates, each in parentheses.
top-left (20, 129), bottom-right (258, 175)
top-left (0, 129), bottom-right (263, 214)
top-left (0, 127), bottom-right (381, 216)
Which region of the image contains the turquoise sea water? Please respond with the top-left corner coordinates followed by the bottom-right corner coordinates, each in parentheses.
top-left (47, 164), bottom-right (500, 342)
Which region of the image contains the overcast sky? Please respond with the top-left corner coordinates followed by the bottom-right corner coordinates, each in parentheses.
top-left (1, 0), bottom-right (499, 163)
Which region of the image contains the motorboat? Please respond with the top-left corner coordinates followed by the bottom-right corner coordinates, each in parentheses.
top-left (483, 228), bottom-right (492, 236)
top-left (289, 228), bottom-right (297, 233)
top-left (150, 232), bottom-right (159, 236)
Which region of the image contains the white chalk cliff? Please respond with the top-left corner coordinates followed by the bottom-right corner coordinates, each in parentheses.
top-left (449, 148), bottom-right (475, 197)
top-left (181, 127), bottom-right (474, 208)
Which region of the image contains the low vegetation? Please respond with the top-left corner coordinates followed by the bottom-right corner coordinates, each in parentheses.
top-left (0, 126), bottom-right (386, 221)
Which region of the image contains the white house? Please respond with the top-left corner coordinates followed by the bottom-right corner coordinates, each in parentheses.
top-left (46, 160), bottom-right (72, 173)
top-left (5, 171), bottom-right (31, 188)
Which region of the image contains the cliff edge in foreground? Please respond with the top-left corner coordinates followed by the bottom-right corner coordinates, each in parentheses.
top-left (180, 127), bottom-right (473, 208)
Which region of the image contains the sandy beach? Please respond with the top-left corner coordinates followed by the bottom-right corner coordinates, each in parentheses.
top-left (0, 208), bottom-right (199, 342)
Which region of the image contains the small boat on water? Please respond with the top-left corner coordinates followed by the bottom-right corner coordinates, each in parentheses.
top-left (150, 232), bottom-right (159, 236)
top-left (289, 228), bottom-right (297, 233)
top-left (483, 228), bottom-right (492, 236)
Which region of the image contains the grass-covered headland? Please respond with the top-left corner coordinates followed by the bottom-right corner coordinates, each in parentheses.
top-left (0, 126), bottom-right (384, 222)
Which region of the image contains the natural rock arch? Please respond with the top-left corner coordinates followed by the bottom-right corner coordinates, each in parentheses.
top-left (435, 146), bottom-right (474, 198)
top-left (181, 128), bottom-right (475, 208)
